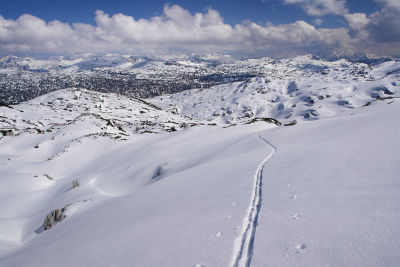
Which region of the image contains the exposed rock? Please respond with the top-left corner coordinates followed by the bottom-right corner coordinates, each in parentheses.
top-left (243, 111), bottom-right (254, 118)
top-left (363, 101), bottom-right (372, 107)
top-left (310, 110), bottom-right (319, 116)
top-left (303, 96), bottom-right (315, 105)
top-left (107, 119), bottom-right (125, 132)
top-left (304, 110), bottom-right (319, 118)
top-left (0, 102), bottom-right (14, 109)
top-left (212, 110), bottom-right (222, 116)
top-left (246, 117), bottom-right (282, 126)
top-left (381, 86), bottom-right (394, 95)
top-left (152, 166), bottom-right (163, 179)
top-left (284, 120), bottom-right (297, 126)
top-left (43, 205), bottom-right (69, 230)
top-left (43, 174), bottom-right (54, 180)
top-left (0, 129), bottom-right (14, 136)
top-left (35, 128), bottom-right (45, 134)
top-left (338, 100), bottom-right (350, 106)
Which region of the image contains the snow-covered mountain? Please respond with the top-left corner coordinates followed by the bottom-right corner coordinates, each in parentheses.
top-left (1, 53), bottom-right (394, 104)
top-left (151, 59), bottom-right (400, 125)
top-left (0, 56), bottom-right (399, 267)
top-left (0, 88), bottom-right (202, 137)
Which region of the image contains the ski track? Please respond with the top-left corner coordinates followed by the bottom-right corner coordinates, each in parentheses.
top-left (231, 133), bottom-right (277, 267)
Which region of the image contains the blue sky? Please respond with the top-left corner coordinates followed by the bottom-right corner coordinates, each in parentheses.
top-left (1, 0), bottom-right (380, 27)
top-left (0, 0), bottom-right (399, 57)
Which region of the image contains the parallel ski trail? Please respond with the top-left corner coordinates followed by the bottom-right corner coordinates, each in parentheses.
top-left (231, 133), bottom-right (277, 267)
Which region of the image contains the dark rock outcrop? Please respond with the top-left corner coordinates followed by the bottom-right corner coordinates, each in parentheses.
top-left (43, 205), bottom-right (69, 230)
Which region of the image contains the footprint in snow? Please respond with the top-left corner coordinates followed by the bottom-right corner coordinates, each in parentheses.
top-left (215, 232), bottom-right (223, 237)
top-left (296, 244), bottom-right (306, 250)
top-left (291, 214), bottom-right (301, 220)
top-left (295, 244), bottom-right (307, 254)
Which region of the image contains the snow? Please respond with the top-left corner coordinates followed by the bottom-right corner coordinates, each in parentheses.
top-left (151, 59), bottom-right (400, 126)
top-left (252, 101), bottom-right (400, 266)
top-left (0, 57), bottom-right (399, 266)
top-left (0, 122), bottom-right (275, 266)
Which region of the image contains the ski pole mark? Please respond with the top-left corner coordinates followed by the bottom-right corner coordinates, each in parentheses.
top-left (231, 133), bottom-right (277, 267)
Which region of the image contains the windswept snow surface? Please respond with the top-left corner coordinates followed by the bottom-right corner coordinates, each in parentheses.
top-left (0, 59), bottom-right (399, 266)
top-left (251, 101), bottom-right (400, 267)
top-left (0, 120), bottom-right (274, 266)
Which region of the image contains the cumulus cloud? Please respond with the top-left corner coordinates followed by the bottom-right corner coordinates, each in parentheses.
top-left (375, 0), bottom-right (400, 11)
top-left (0, 4), bottom-right (399, 58)
top-left (313, 18), bottom-right (324, 26)
top-left (283, 0), bottom-right (348, 16)
top-left (344, 13), bottom-right (370, 31)
top-left (342, 0), bottom-right (400, 53)
top-left (366, 1), bottom-right (400, 42)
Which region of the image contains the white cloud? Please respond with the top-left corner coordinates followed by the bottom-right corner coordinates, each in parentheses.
top-left (367, 7), bottom-right (400, 43)
top-left (375, 0), bottom-right (400, 11)
top-left (313, 18), bottom-right (323, 25)
top-left (344, 13), bottom-right (370, 31)
top-left (343, 1), bottom-right (400, 46)
top-left (283, 0), bottom-right (348, 16)
top-left (0, 4), bottom-right (399, 58)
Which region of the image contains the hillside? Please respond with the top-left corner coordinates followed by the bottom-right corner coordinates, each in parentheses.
top-left (1, 54), bottom-right (393, 104)
top-left (0, 57), bottom-right (399, 267)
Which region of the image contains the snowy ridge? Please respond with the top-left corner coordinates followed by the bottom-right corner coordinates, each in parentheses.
top-left (232, 133), bottom-right (277, 267)
top-left (2, 54), bottom-right (395, 104)
top-left (0, 88), bottom-right (202, 138)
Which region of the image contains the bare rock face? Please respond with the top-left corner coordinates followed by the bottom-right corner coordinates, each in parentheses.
top-left (284, 120), bottom-right (297, 126)
top-left (43, 206), bottom-right (68, 230)
top-left (107, 119), bottom-right (125, 132)
top-left (0, 129), bottom-right (14, 136)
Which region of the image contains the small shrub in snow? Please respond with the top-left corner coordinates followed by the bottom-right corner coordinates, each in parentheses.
top-left (72, 179), bottom-right (80, 188)
top-left (43, 174), bottom-right (54, 180)
top-left (152, 166), bottom-right (163, 179)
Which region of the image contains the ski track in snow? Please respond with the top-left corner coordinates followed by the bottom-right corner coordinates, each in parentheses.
top-left (231, 133), bottom-right (277, 267)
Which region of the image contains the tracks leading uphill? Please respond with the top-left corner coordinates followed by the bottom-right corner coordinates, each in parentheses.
top-left (231, 133), bottom-right (277, 267)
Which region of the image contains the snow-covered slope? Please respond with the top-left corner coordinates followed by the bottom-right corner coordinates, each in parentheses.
top-left (1, 88), bottom-right (200, 137)
top-left (251, 100), bottom-right (400, 267)
top-left (0, 58), bottom-right (399, 266)
top-left (151, 60), bottom-right (400, 125)
top-left (2, 53), bottom-right (395, 104)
